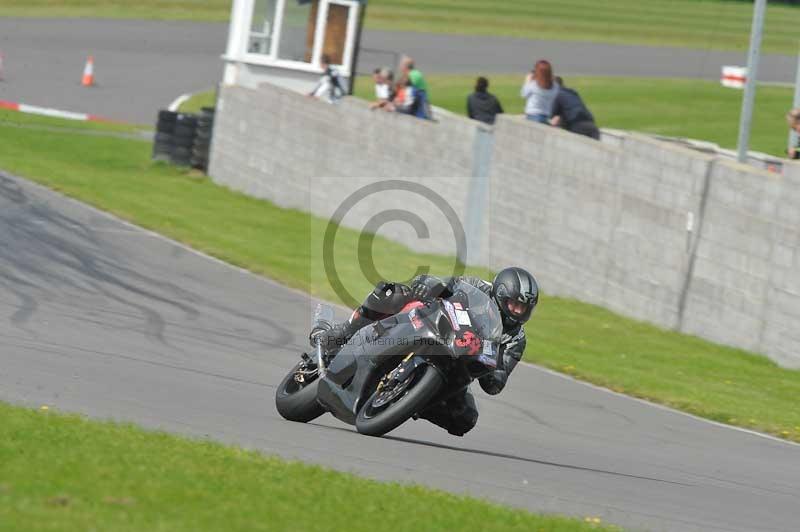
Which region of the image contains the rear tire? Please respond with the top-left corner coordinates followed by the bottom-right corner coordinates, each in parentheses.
top-left (275, 361), bottom-right (325, 423)
top-left (355, 364), bottom-right (443, 437)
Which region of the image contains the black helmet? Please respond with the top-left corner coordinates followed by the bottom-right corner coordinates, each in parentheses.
top-left (492, 267), bottom-right (539, 327)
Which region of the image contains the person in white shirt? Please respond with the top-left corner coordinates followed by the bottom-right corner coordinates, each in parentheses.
top-left (308, 55), bottom-right (345, 104)
top-left (787, 108), bottom-right (800, 159)
top-left (520, 59), bottom-right (559, 124)
top-left (369, 67), bottom-right (394, 110)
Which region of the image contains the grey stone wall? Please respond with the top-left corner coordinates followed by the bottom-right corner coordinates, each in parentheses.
top-left (209, 83), bottom-right (485, 262)
top-left (488, 117), bottom-right (713, 330)
top-left (209, 82), bottom-right (800, 368)
top-left (682, 160), bottom-right (800, 367)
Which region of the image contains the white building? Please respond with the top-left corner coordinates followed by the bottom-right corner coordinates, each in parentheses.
top-left (221, 0), bottom-right (367, 94)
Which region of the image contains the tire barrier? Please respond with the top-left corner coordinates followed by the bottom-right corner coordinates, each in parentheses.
top-left (152, 110), bottom-right (177, 162)
top-left (191, 107), bottom-right (215, 172)
top-left (171, 113), bottom-right (197, 167)
top-left (151, 107), bottom-right (214, 172)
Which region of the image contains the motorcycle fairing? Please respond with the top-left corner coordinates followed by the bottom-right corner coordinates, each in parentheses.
top-left (316, 312), bottom-right (441, 424)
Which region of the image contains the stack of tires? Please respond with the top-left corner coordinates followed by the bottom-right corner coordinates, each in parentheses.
top-left (171, 113), bottom-right (198, 167)
top-left (191, 107), bottom-right (214, 172)
top-left (152, 108), bottom-right (214, 173)
top-left (152, 110), bottom-right (177, 162)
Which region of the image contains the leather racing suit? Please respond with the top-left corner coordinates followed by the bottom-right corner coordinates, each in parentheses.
top-left (314, 274), bottom-right (528, 436)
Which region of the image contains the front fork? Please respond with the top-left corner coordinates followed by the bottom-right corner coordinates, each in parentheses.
top-left (316, 341), bottom-right (327, 379)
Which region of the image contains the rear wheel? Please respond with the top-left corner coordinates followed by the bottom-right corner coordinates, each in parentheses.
top-left (275, 360), bottom-right (325, 423)
top-left (355, 364), bottom-right (443, 437)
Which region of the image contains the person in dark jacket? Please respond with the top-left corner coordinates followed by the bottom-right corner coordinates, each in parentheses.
top-left (310, 267), bottom-right (539, 436)
top-left (467, 77), bottom-right (504, 125)
top-left (549, 77), bottom-right (600, 140)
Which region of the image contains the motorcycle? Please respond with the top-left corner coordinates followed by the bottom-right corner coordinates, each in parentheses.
top-left (275, 280), bottom-right (504, 437)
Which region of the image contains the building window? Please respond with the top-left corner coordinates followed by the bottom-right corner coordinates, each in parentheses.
top-left (249, 0), bottom-right (279, 55)
top-left (277, 0), bottom-right (315, 63)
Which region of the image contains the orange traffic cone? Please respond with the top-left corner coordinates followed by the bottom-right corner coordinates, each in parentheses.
top-left (81, 56), bottom-right (95, 87)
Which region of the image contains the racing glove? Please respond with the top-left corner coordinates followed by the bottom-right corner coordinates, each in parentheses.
top-left (411, 282), bottom-right (432, 301)
top-left (410, 275), bottom-right (450, 302)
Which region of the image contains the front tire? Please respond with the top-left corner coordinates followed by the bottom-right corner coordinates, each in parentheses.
top-left (355, 364), bottom-right (443, 437)
top-left (275, 361), bottom-right (325, 423)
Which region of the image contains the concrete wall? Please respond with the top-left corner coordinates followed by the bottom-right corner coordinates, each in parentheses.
top-left (209, 82), bottom-right (800, 368)
top-left (210, 83), bottom-right (490, 262)
top-left (682, 160), bottom-right (800, 367)
top-left (488, 117), bottom-right (713, 330)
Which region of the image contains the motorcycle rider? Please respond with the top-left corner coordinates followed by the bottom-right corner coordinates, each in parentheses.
top-left (310, 267), bottom-right (539, 436)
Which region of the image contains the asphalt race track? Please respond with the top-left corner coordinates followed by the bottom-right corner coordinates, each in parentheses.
top-left (0, 18), bottom-right (795, 123)
top-left (1, 172), bottom-right (799, 532)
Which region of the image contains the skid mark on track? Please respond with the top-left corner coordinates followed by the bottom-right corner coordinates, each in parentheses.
top-left (2, 335), bottom-right (275, 390)
top-left (382, 434), bottom-right (693, 487)
top-left (0, 172), bottom-right (297, 355)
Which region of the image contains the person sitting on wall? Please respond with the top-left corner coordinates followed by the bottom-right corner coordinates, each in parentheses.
top-left (787, 108), bottom-right (800, 159)
top-left (386, 78), bottom-right (407, 113)
top-left (369, 67), bottom-right (395, 111)
top-left (467, 76), bottom-right (504, 125)
top-left (308, 54), bottom-right (345, 104)
top-left (400, 56), bottom-right (431, 119)
top-left (549, 76), bottom-right (600, 140)
top-left (394, 77), bottom-right (422, 117)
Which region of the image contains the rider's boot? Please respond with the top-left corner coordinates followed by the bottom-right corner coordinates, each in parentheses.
top-left (310, 309), bottom-right (373, 360)
top-left (415, 389), bottom-right (479, 437)
top-left (309, 281), bottom-right (411, 360)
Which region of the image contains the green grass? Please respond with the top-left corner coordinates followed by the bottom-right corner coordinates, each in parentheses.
top-left (0, 0), bottom-right (232, 22)
top-left (0, 107), bottom-right (148, 135)
top-left (354, 74), bottom-right (795, 157)
top-left (177, 89), bottom-right (218, 114)
top-left (1, 109), bottom-right (799, 446)
top-left (178, 89), bottom-right (217, 114)
top-left (0, 403), bottom-right (615, 532)
top-left (368, 0), bottom-right (800, 54)
top-left (3, 0), bottom-right (800, 53)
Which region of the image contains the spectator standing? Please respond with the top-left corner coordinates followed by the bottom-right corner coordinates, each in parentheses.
top-left (787, 108), bottom-right (800, 159)
top-left (549, 76), bottom-right (600, 140)
top-left (308, 54), bottom-right (345, 104)
top-left (521, 60), bottom-right (559, 124)
top-left (401, 56), bottom-right (431, 119)
top-left (467, 77), bottom-right (504, 125)
top-left (370, 67), bottom-right (394, 110)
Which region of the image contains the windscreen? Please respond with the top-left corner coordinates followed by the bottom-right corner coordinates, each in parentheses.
top-left (452, 280), bottom-right (503, 342)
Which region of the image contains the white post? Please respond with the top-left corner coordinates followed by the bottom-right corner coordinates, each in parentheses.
top-left (736, 0), bottom-right (767, 163)
top-left (788, 46), bottom-right (800, 155)
top-left (311, 0), bottom-right (330, 68)
top-left (225, 0), bottom-right (248, 59)
top-left (223, 0), bottom-right (254, 86)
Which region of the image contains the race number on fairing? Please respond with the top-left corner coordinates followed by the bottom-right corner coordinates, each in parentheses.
top-left (478, 340), bottom-right (498, 368)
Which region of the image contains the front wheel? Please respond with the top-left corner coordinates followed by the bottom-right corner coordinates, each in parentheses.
top-left (275, 360), bottom-right (325, 423)
top-left (355, 364), bottom-right (443, 437)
